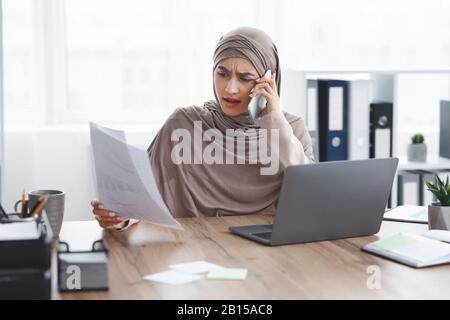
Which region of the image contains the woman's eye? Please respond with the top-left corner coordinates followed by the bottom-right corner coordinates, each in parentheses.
top-left (240, 78), bottom-right (251, 82)
top-left (217, 72), bottom-right (226, 77)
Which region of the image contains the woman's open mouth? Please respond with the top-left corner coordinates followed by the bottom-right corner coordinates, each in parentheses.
top-left (223, 97), bottom-right (241, 107)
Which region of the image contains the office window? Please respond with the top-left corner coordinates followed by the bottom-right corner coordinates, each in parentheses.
top-left (65, 0), bottom-right (170, 112)
top-left (62, 0), bottom-right (260, 124)
top-left (2, 0), bottom-right (450, 126)
top-left (397, 73), bottom-right (450, 156)
top-left (280, 0), bottom-right (450, 70)
top-left (2, 0), bottom-right (38, 124)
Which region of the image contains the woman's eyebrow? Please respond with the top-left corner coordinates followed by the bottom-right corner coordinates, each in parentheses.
top-left (217, 66), bottom-right (257, 77)
top-left (239, 72), bottom-right (257, 78)
top-left (217, 66), bottom-right (228, 73)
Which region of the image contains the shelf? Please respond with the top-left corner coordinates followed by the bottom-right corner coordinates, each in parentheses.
top-left (398, 156), bottom-right (450, 171)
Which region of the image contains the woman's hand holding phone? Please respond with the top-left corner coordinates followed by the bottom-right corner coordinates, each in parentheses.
top-left (249, 70), bottom-right (280, 118)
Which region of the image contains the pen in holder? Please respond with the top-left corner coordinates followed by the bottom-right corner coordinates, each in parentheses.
top-left (1, 209), bottom-right (47, 225)
top-left (14, 195), bottom-right (47, 219)
top-left (14, 190), bottom-right (65, 237)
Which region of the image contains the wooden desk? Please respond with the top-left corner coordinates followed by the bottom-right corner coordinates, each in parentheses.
top-left (55, 215), bottom-right (450, 299)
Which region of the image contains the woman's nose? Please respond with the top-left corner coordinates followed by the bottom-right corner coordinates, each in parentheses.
top-left (225, 78), bottom-right (239, 94)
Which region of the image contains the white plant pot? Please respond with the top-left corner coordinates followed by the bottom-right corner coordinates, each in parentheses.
top-left (407, 143), bottom-right (427, 162)
top-left (428, 204), bottom-right (450, 230)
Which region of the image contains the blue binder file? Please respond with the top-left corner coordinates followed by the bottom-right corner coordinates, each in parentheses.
top-left (318, 80), bottom-right (349, 161)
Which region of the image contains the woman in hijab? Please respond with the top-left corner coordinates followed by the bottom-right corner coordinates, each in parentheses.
top-left (92, 27), bottom-right (314, 230)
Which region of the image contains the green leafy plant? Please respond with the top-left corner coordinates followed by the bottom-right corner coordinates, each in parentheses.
top-left (411, 133), bottom-right (424, 144)
top-left (426, 175), bottom-right (450, 206)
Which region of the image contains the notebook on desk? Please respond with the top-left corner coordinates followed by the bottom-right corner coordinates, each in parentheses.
top-left (383, 205), bottom-right (428, 224)
top-left (362, 232), bottom-right (450, 268)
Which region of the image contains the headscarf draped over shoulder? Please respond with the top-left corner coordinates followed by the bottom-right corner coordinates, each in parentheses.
top-left (148, 27), bottom-right (301, 218)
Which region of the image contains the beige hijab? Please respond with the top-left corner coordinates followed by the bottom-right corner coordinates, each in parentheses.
top-left (213, 26), bottom-right (281, 96)
top-left (147, 27), bottom-right (302, 217)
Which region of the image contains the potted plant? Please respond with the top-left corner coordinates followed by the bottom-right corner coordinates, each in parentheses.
top-left (407, 133), bottom-right (427, 162)
top-left (426, 175), bottom-right (450, 230)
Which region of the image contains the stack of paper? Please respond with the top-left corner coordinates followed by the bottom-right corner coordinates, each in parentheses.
top-left (143, 260), bottom-right (248, 285)
top-left (89, 122), bottom-right (182, 230)
top-left (207, 268), bottom-right (248, 280)
top-left (0, 221), bottom-right (40, 241)
top-left (362, 232), bottom-right (450, 268)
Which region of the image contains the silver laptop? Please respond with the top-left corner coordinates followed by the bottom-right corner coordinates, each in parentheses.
top-left (229, 158), bottom-right (399, 246)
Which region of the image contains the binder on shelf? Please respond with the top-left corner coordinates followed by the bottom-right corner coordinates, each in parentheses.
top-left (396, 169), bottom-right (436, 206)
top-left (317, 80), bottom-right (349, 162)
top-left (396, 170), bottom-right (420, 206)
top-left (306, 79), bottom-right (320, 161)
top-left (421, 170), bottom-right (437, 205)
top-left (348, 80), bottom-right (371, 160)
top-left (369, 102), bottom-right (393, 158)
top-left (440, 100), bottom-right (450, 159)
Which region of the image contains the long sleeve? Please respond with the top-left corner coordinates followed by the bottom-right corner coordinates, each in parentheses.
top-left (109, 218), bottom-right (140, 232)
top-left (259, 108), bottom-right (315, 171)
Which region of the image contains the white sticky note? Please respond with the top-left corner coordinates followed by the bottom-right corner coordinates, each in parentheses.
top-left (207, 268), bottom-right (248, 280)
top-left (169, 261), bottom-right (223, 274)
top-left (374, 232), bottom-right (417, 250)
top-left (143, 270), bottom-right (203, 285)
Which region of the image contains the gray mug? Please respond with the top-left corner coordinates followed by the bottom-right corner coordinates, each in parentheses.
top-left (15, 190), bottom-right (65, 237)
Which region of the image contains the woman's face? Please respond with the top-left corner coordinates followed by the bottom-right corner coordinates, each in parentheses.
top-left (213, 58), bottom-right (259, 116)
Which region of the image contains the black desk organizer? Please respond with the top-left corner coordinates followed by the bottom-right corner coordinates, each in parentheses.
top-left (0, 211), bottom-right (53, 300)
top-left (57, 238), bottom-right (109, 292)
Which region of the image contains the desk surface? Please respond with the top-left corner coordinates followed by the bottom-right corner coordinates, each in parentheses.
top-left (55, 215), bottom-right (450, 299)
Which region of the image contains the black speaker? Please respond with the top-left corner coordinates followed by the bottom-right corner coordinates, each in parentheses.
top-left (369, 103), bottom-right (393, 158)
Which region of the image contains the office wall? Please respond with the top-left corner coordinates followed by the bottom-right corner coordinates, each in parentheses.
top-left (0, 4), bottom-right (4, 202)
top-left (4, 127), bottom-right (157, 221)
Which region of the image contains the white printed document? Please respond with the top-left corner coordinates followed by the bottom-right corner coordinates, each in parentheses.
top-left (89, 122), bottom-right (182, 230)
top-left (143, 270), bottom-right (202, 285)
top-left (169, 261), bottom-right (223, 274)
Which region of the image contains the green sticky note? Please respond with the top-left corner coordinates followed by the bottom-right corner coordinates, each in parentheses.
top-left (207, 268), bottom-right (248, 280)
top-left (374, 233), bottom-right (417, 250)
